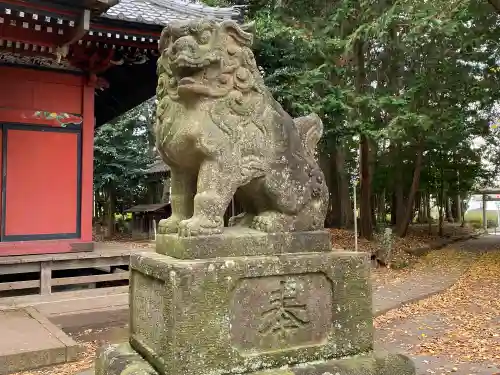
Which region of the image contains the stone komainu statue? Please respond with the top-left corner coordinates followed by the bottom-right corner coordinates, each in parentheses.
top-left (155, 18), bottom-right (329, 236)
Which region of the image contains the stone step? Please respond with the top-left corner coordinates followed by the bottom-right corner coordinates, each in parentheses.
top-left (0, 307), bottom-right (81, 374)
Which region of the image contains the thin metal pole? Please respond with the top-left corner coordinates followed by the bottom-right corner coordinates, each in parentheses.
top-left (353, 182), bottom-right (358, 252)
top-left (482, 194), bottom-right (487, 233)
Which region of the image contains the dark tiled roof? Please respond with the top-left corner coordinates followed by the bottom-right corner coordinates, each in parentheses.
top-left (102, 0), bottom-right (243, 25)
top-left (145, 157), bottom-right (170, 174)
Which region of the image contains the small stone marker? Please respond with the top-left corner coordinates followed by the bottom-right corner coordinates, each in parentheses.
top-left (94, 18), bottom-right (415, 375)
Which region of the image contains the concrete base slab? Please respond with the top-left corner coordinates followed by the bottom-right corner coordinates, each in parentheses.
top-left (0, 307), bottom-right (81, 375)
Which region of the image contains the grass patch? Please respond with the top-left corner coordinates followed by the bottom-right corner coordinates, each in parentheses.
top-left (464, 209), bottom-right (498, 228)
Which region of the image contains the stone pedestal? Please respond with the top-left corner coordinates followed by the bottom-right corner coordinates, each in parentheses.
top-left (95, 228), bottom-right (415, 375)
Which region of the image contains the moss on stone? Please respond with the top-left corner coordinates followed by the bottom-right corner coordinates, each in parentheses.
top-left (156, 228), bottom-right (332, 259)
top-left (129, 249), bottom-right (373, 375)
top-left (96, 346), bottom-right (415, 375)
top-left (95, 343), bottom-right (158, 375)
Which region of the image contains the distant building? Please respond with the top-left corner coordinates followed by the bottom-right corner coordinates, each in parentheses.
top-left (145, 155), bottom-right (171, 204)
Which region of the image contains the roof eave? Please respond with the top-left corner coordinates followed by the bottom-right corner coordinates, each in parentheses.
top-left (100, 0), bottom-right (246, 28)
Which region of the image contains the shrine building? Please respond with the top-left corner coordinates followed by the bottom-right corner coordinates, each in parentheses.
top-left (0, 0), bottom-right (243, 256)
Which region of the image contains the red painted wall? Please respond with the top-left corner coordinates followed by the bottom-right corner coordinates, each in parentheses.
top-left (0, 66), bottom-right (94, 256)
top-left (5, 130), bottom-right (79, 236)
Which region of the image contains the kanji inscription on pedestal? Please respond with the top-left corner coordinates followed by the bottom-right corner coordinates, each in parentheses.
top-left (258, 279), bottom-right (310, 337)
top-left (230, 273), bottom-right (333, 354)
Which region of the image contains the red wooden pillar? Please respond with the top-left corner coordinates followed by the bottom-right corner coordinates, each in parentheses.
top-left (80, 85), bottom-right (95, 244)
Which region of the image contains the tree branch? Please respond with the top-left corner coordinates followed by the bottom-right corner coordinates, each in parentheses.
top-left (487, 0), bottom-right (500, 14)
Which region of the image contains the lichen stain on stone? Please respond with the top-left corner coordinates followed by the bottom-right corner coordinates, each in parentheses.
top-left (121, 363), bottom-right (152, 375)
top-left (110, 196), bottom-right (411, 374)
top-left (103, 344), bottom-right (118, 356)
top-left (154, 14), bottom-right (331, 239)
top-left (168, 270), bottom-right (176, 283)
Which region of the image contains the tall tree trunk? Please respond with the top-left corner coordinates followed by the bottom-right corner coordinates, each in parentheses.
top-left (94, 192), bottom-right (99, 222)
top-left (456, 196), bottom-right (461, 222)
top-left (389, 142), bottom-right (406, 228)
top-left (419, 193), bottom-right (426, 222)
top-left (445, 194), bottom-right (454, 222)
top-left (438, 165), bottom-right (445, 236)
top-left (359, 136), bottom-right (373, 239)
top-left (427, 191), bottom-right (433, 234)
top-left (438, 200), bottom-right (444, 236)
top-left (354, 38), bottom-right (373, 239)
top-left (390, 193), bottom-right (397, 225)
top-left (95, 190), bottom-right (105, 223)
top-left (323, 150), bottom-right (341, 228)
top-left (371, 193), bottom-right (377, 229)
top-left (394, 163), bottom-right (405, 227)
top-left (450, 196), bottom-right (458, 220)
top-left (337, 146), bottom-right (354, 227)
top-left (321, 152), bottom-right (335, 228)
top-left (378, 189), bottom-right (386, 224)
top-left (422, 193), bottom-right (429, 223)
top-left (397, 145), bottom-right (424, 237)
top-left (322, 147), bottom-right (353, 228)
top-left (416, 192), bottom-right (425, 223)
top-left (105, 186), bottom-right (116, 238)
top-left (457, 195), bottom-right (465, 226)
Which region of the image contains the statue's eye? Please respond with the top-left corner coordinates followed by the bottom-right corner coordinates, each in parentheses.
top-left (199, 30), bottom-right (211, 44)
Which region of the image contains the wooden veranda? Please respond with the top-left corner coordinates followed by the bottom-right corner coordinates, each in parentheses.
top-left (0, 241), bottom-right (154, 308)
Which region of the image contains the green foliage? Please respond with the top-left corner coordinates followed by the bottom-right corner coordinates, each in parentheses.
top-left (211, 0), bottom-right (500, 202)
top-left (93, 99), bottom-right (156, 211)
top-left (234, 0), bottom-right (499, 146)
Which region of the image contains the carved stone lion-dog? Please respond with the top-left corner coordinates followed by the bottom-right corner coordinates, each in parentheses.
top-left (155, 18), bottom-right (328, 236)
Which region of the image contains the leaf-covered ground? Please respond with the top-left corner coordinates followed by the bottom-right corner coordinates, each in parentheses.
top-left (330, 223), bottom-right (478, 269)
top-left (330, 223), bottom-right (477, 253)
top-left (375, 245), bottom-right (500, 367)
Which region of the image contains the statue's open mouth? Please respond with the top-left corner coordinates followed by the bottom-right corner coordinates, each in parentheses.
top-left (178, 76), bottom-right (197, 86)
top-left (176, 66), bottom-right (200, 86)
top-left (171, 53), bottom-right (219, 86)
top-left (174, 61), bottom-right (204, 86)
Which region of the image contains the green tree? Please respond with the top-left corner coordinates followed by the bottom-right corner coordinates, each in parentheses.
top-left (93, 100), bottom-right (155, 237)
top-left (205, 0), bottom-right (500, 240)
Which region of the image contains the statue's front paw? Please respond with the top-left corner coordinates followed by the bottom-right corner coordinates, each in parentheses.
top-left (158, 215), bottom-right (183, 234)
top-left (178, 216), bottom-right (223, 237)
top-left (251, 211), bottom-right (293, 233)
top-left (228, 212), bottom-right (254, 227)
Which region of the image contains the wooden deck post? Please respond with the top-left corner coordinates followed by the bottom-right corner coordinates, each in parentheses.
top-left (40, 261), bottom-right (52, 295)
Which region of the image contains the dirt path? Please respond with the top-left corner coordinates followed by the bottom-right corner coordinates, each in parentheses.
top-left (372, 235), bottom-right (487, 315)
top-left (375, 236), bottom-right (500, 374)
